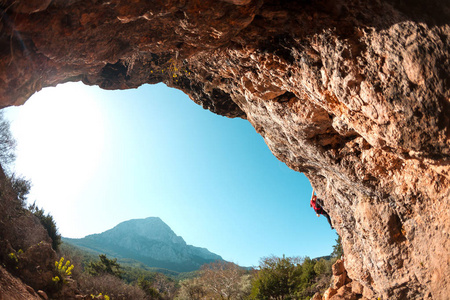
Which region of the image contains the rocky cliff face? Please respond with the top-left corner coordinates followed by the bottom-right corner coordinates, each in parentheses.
top-left (0, 0), bottom-right (449, 298)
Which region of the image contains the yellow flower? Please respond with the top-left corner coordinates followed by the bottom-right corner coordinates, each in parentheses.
top-left (58, 257), bottom-right (64, 270)
top-left (67, 265), bottom-right (74, 275)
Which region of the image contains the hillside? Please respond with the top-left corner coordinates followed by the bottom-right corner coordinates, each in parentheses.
top-left (63, 217), bottom-right (222, 272)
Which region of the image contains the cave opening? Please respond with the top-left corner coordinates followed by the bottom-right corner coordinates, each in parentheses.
top-left (3, 81), bottom-right (337, 267)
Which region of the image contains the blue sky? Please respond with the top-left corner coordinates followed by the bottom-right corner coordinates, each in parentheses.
top-left (4, 82), bottom-right (337, 267)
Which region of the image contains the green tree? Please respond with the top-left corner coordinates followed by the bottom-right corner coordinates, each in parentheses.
top-left (200, 261), bottom-right (250, 300)
top-left (176, 278), bottom-right (206, 300)
top-left (0, 111), bottom-right (16, 166)
top-left (331, 236), bottom-right (343, 258)
top-left (8, 173), bottom-right (31, 207)
top-left (250, 255), bottom-right (303, 300)
top-left (28, 202), bottom-right (61, 251)
top-left (313, 258), bottom-right (331, 276)
top-left (294, 257), bottom-right (317, 299)
top-left (138, 276), bottom-right (163, 299)
top-left (86, 254), bottom-right (123, 279)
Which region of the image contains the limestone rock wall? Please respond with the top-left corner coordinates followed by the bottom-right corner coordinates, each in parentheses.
top-left (0, 0), bottom-right (449, 298)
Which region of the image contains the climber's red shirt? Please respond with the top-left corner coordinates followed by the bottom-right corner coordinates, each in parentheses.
top-left (310, 197), bottom-right (324, 215)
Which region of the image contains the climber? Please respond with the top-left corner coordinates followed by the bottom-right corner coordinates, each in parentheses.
top-left (310, 189), bottom-right (334, 229)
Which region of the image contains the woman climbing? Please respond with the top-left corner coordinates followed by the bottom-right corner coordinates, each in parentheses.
top-left (310, 189), bottom-right (334, 229)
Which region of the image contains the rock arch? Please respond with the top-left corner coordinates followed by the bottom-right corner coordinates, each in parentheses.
top-left (1, 0), bottom-right (449, 298)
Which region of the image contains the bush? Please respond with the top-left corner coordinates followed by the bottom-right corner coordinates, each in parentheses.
top-left (53, 257), bottom-right (74, 284)
top-left (315, 258), bottom-right (335, 279)
top-left (57, 243), bottom-right (86, 281)
top-left (0, 111), bottom-right (16, 166)
top-left (78, 274), bottom-right (146, 300)
top-left (250, 255), bottom-right (304, 300)
top-left (28, 203), bottom-right (61, 251)
top-left (138, 277), bottom-right (163, 299)
top-left (176, 278), bottom-right (206, 300)
top-left (85, 254), bottom-right (123, 279)
top-left (331, 236), bottom-right (343, 258)
top-left (8, 173), bottom-right (31, 207)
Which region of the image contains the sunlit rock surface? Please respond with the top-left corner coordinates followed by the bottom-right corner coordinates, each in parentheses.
top-left (0, 0), bottom-right (449, 298)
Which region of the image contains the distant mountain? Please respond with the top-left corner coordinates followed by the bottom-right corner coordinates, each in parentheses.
top-left (63, 217), bottom-right (223, 272)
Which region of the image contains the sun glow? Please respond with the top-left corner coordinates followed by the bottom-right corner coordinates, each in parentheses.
top-left (2, 82), bottom-right (334, 265)
top-left (5, 82), bottom-right (105, 208)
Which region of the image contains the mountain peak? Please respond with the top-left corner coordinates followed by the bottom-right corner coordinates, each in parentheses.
top-left (64, 217), bottom-right (222, 272)
top-left (105, 217), bottom-right (186, 245)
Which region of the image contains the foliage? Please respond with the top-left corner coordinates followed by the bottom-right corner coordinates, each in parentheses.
top-left (294, 257), bottom-right (318, 299)
top-left (57, 229), bottom-right (343, 300)
top-left (8, 252), bottom-right (19, 263)
top-left (85, 254), bottom-right (123, 279)
top-left (249, 255), bottom-right (304, 300)
top-left (78, 274), bottom-right (146, 300)
top-left (313, 258), bottom-right (332, 277)
top-left (331, 236), bottom-right (343, 258)
top-left (248, 255), bottom-right (337, 300)
top-left (176, 261), bottom-right (251, 300)
top-left (6, 249), bottom-right (23, 271)
top-left (165, 58), bottom-right (190, 83)
top-left (60, 243), bottom-right (180, 299)
top-left (0, 111), bottom-right (16, 166)
top-left (57, 242), bottom-right (89, 281)
top-left (7, 173), bottom-right (31, 207)
top-left (136, 273), bottom-right (178, 299)
top-left (90, 293), bottom-right (110, 300)
top-left (53, 257), bottom-right (74, 284)
top-left (151, 273), bottom-right (178, 299)
top-left (176, 278), bottom-right (206, 300)
top-left (138, 276), bottom-right (163, 299)
top-left (200, 261), bottom-right (251, 300)
top-left (29, 202), bottom-right (61, 251)
top-left (146, 57), bottom-right (191, 84)
top-left (116, 264), bottom-right (152, 284)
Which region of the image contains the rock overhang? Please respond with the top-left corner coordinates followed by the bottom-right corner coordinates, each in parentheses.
top-left (0, 0), bottom-right (449, 298)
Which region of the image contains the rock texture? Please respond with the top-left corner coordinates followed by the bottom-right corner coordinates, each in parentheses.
top-left (0, 0), bottom-right (449, 299)
top-left (0, 265), bottom-right (41, 300)
top-left (318, 259), bottom-right (367, 300)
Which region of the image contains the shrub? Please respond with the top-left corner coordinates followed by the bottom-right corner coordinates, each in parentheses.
top-left (57, 242), bottom-right (85, 281)
top-left (314, 258), bottom-right (335, 280)
top-left (90, 293), bottom-right (110, 300)
top-left (79, 274), bottom-right (146, 300)
top-left (8, 173), bottom-right (31, 207)
top-left (200, 261), bottom-right (251, 300)
top-left (138, 277), bottom-right (164, 299)
top-left (176, 278), bottom-right (206, 300)
top-left (28, 202), bottom-right (61, 251)
top-left (0, 111), bottom-right (16, 166)
top-left (53, 257), bottom-right (74, 284)
top-left (85, 254), bottom-right (123, 279)
top-left (7, 252), bottom-right (19, 270)
top-left (331, 236), bottom-right (343, 258)
top-left (250, 256), bottom-right (304, 300)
